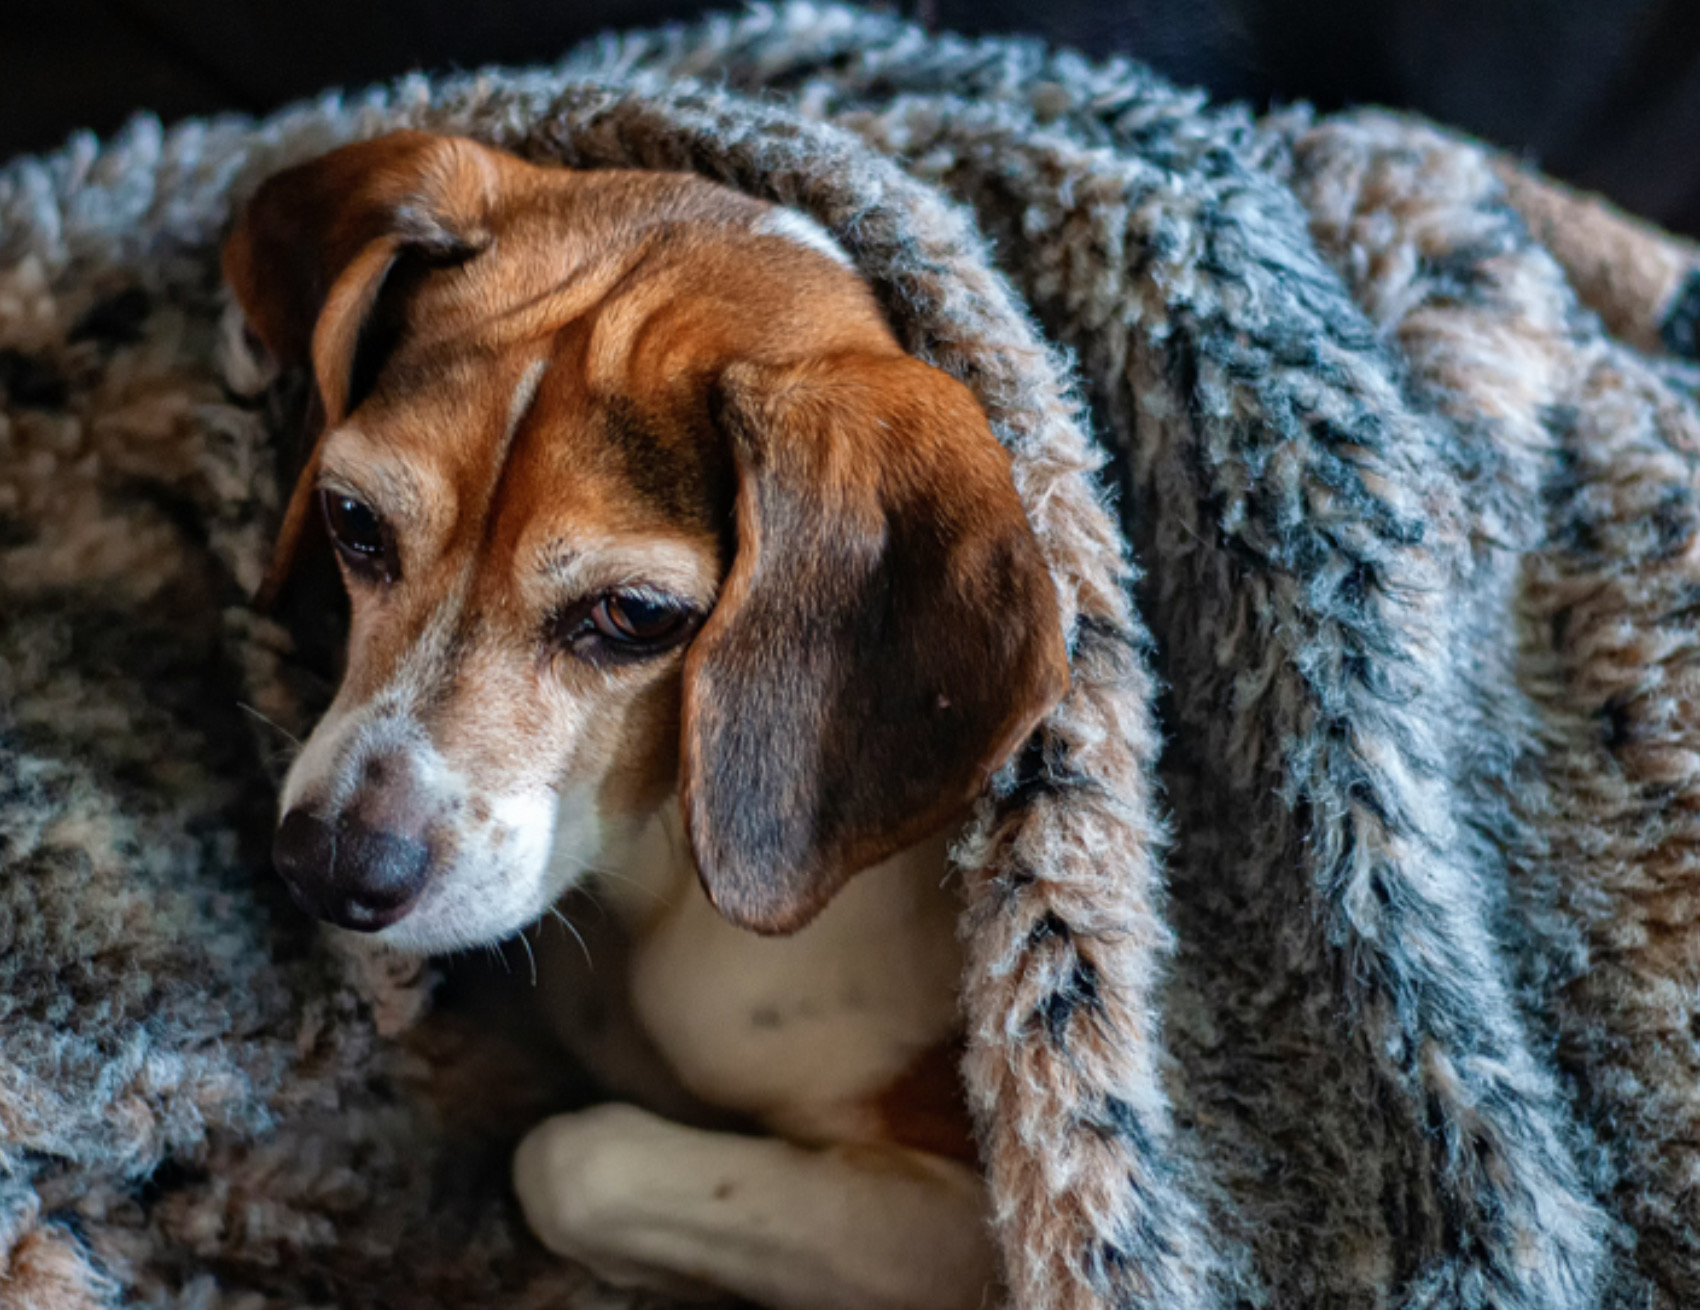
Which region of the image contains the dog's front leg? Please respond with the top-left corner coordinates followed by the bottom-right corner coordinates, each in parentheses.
top-left (513, 1103), bottom-right (995, 1310)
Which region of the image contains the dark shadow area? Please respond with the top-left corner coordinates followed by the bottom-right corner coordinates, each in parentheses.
top-left (7, 0), bottom-right (1700, 234)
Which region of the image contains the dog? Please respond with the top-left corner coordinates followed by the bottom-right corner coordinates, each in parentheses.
top-left (224, 130), bottom-right (1069, 1310)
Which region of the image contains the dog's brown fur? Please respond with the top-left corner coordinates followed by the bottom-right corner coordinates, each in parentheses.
top-left (227, 131), bottom-right (1068, 1309)
top-left (227, 130), bottom-right (1065, 933)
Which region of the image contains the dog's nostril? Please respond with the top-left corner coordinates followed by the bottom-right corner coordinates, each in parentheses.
top-left (271, 808), bottom-right (430, 934)
top-left (273, 809), bottom-right (336, 884)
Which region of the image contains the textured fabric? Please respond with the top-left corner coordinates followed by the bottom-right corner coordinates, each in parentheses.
top-left (4, 5), bottom-right (1700, 1307)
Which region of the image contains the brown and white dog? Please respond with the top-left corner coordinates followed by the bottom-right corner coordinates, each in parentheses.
top-left (225, 131), bottom-right (1069, 1310)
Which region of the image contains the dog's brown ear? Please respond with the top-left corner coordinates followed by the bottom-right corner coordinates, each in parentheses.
top-left (223, 131), bottom-right (499, 606)
top-left (681, 353), bottom-right (1070, 935)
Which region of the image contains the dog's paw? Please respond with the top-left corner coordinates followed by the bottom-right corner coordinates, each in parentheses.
top-left (513, 1104), bottom-right (726, 1301)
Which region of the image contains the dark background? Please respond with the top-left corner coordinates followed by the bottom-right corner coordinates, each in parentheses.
top-left (9, 0), bottom-right (1700, 236)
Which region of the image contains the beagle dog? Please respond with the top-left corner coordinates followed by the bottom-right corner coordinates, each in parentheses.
top-left (225, 131), bottom-right (1068, 1310)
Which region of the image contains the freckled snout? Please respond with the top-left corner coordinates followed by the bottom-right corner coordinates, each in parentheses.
top-left (272, 755), bottom-right (433, 931)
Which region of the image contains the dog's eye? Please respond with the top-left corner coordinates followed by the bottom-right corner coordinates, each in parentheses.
top-left (592, 594), bottom-right (691, 644)
top-left (553, 590), bottom-right (698, 666)
top-left (320, 490), bottom-right (395, 581)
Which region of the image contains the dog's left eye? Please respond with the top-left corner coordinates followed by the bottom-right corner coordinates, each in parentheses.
top-left (320, 490), bottom-right (395, 581)
top-left (554, 590), bottom-right (698, 665)
top-left (592, 594), bottom-right (692, 645)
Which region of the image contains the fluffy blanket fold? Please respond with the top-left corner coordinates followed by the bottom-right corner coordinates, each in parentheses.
top-left (4, 5), bottom-right (1700, 1307)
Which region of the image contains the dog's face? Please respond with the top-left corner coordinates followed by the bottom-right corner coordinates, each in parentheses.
top-left (227, 132), bottom-right (1068, 953)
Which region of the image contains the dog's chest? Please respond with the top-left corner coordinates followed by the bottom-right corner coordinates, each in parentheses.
top-left (617, 831), bottom-right (963, 1143)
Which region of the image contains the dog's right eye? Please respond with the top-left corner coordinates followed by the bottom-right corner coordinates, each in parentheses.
top-left (320, 490), bottom-right (396, 581)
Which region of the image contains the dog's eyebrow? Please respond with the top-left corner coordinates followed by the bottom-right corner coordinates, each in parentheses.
top-left (318, 428), bottom-right (430, 519)
top-left (541, 540), bottom-right (719, 606)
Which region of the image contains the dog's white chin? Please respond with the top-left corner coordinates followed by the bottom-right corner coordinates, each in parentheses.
top-left (370, 787), bottom-right (606, 955)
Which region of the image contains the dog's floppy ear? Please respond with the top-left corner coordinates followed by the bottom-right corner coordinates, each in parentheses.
top-left (223, 131), bottom-right (499, 606)
top-left (681, 353), bottom-right (1070, 935)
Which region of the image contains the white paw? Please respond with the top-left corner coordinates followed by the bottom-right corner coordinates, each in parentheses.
top-left (513, 1104), bottom-right (723, 1301)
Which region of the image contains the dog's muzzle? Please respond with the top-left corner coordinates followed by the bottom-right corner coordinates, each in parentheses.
top-left (272, 806), bottom-right (431, 932)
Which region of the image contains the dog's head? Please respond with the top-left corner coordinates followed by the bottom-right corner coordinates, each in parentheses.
top-left (228, 131), bottom-right (1068, 950)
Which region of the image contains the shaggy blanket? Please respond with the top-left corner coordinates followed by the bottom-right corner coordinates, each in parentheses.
top-left (6, 5), bottom-right (1700, 1307)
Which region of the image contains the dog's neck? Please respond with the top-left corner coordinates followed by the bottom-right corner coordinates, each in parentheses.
top-left (570, 796), bottom-right (959, 937)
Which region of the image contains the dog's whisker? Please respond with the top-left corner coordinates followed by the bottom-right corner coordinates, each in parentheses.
top-left (565, 888), bottom-right (612, 926)
top-left (582, 865), bottom-right (665, 903)
top-left (547, 905), bottom-right (594, 973)
top-left (517, 926), bottom-right (539, 987)
top-left (659, 819), bottom-right (690, 869)
top-left (237, 701), bottom-right (304, 748)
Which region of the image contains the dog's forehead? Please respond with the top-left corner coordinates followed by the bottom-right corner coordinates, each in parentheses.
top-left (392, 166), bottom-right (880, 366)
top-left (490, 360), bottom-right (731, 591)
top-left (342, 175), bottom-right (883, 544)
top-left (363, 313), bottom-right (729, 510)
top-left (341, 345), bottom-right (546, 493)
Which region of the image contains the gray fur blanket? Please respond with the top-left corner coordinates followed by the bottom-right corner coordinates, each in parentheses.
top-left (6, 5), bottom-right (1700, 1307)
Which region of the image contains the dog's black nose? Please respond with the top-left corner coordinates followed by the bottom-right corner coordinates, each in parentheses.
top-left (272, 809), bottom-right (430, 932)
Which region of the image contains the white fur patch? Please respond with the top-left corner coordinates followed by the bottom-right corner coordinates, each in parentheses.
top-left (502, 358), bottom-right (550, 458)
top-left (755, 208), bottom-right (852, 267)
top-left (379, 785), bottom-right (566, 954)
top-left (624, 826), bottom-right (961, 1141)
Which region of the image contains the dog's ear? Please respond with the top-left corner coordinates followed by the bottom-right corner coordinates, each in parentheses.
top-left (223, 131), bottom-right (499, 606)
top-left (681, 353), bottom-right (1070, 934)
